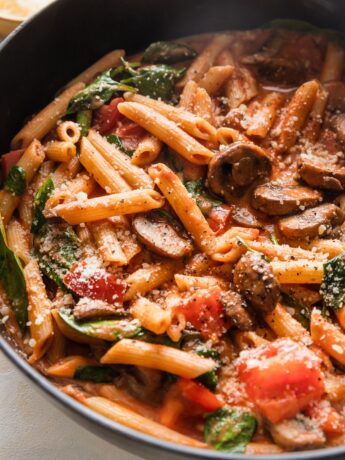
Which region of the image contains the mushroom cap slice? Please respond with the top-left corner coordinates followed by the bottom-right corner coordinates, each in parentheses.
top-left (220, 290), bottom-right (254, 331)
top-left (298, 157), bottom-right (345, 191)
top-left (207, 141), bottom-right (272, 201)
top-left (278, 203), bottom-right (345, 240)
top-left (268, 417), bottom-right (326, 449)
top-left (233, 251), bottom-right (280, 314)
top-left (252, 183), bottom-right (322, 215)
top-left (132, 211), bottom-right (193, 259)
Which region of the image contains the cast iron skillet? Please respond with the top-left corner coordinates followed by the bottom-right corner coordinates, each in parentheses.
top-left (1, 0), bottom-right (345, 458)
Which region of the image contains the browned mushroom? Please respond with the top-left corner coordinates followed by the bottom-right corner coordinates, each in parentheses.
top-left (232, 206), bottom-right (265, 228)
top-left (330, 113), bottom-right (345, 144)
top-left (117, 366), bottom-right (164, 404)
top-left (73, 298), bottom-right (119, 321)
top-left (132, 211), bottom-right (193, 258)
top-left (233, 252), bottom-right (280, 314)
top-left (324, 81), bottom-right (345, 112)
top-left (298, 157), bottom-right (345, 191)
top-left (207, 141), bottom-right (272, 201)
top-left (278, 203), bottom-right (345, 240)
top-left (268, 417), bottom-right (326, 449)
top-left (220, 290), bottom-right (254, 330)
top-left (252, 183), bottom-right (322, 215)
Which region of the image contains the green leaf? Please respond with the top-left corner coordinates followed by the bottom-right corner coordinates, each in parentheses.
top-left (281, 293), bottom-right (310, 329)
top-left (136, 329), bottom-right (181, 348)
top-left (106, 134), bottom-right (134, 157)
top-left (31, 176), bottom-right (55, 235)
top-left (204, 408), bottom-right (257, 452)
top-left (59, 308), bottom-right (142, 341)
top-left (0, 216), bottom-right (27, 331)
top-left (121, 65), bottom-right (185, 101)
top-left (74, 365), bottom-right (118, 383)
top-left (76, 110), bottom-right (93, 137)
top-left (320, 252), bottom-right (345, 311)
top-left (237, 237), bottom-right (270, 263)
top-left (197, 371), bottom-right (218, 392)
top-left (142, 41), bottom-right (197, 64)
top-left (269, 233), bottom-right (279, 245)
top-left (67, 70), bottom-right (136, 115)
top-left (4, 165), bottom-right (26, 196)
top-left (185, 179), bottom-right (222, 216)
top-left (35, 223), bottom-right (80, 290)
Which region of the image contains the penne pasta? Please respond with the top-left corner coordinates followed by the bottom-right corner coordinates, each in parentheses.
top-left (88, 220), bottom-right (127, 265)
top-left (6, 219), bottom-right (31, 265)
top-left (174, 274), bottom-right (223, 291)
top-left (179, 80), bottom-right (198, 110)
top-left (226, 68), bottom-right (258, 109)
top-left (303, 85), bottom-right (329, 142)
top-left (131, 134), bottom-right (162, 166)
top-left (271, 260), bottom-right (324, 284)
top-left (47, 355), bottom-right (94, 378)
top-left (311, 309), bottom-right (345, 365)
top-left (51, 156), bottom-right (81, 187)
top-left (198, 65), bottom-right (234, 95)
top-left (56, 121), bottom-right (81, 144)
top-left (246, 92), bottom-right (285, 138)
top-left (45, 141), bottom-right (76, 162)
top-left (131, 297), bottom-right (172, 335)
top-left (265, 303), bottom-right (311, 343)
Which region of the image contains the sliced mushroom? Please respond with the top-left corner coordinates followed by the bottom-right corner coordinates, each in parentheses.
top-left (220, 290), bottom-right (254, 331)
top-left (233, 251), bottom-right (280, 314)
top-left (232, 206), bottom-right (265, 228)
top-left (268, 416), bottom-right (326, 450)
top-left (278, 204), bottom-right (345, 240)
top-left (207, 141), bottom-right (272, 201)
top-left (132, 211), bottom-right (193, 258)
top-left (298, 157), bottom-right (345, 191)
top-left (324, 81), bottom-right (345, 112)
top-left (252, 183), bottom-right (322, 215)
top-left (118, 366), bottom-right (163, 404)
top-left (73, 298), bottom-right (119, 321)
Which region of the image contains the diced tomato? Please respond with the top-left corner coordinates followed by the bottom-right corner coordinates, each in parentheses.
top-left (64, 260), bottom-right (127, 304)
top-left (207, 205), bottom-right (232, 235)
top-left (176, 288), bottom-right (231, 340)
top-left (93, 97), bottom-right (124, 135)
top-left (178, 378), bottom-right (224, 412)
top-left (306, 400), bottom-right (345, 437)
top-left (115, 120), bottom-right (146, 150)
top-left (237, 338), bottom-right (325, 423)
top-left (1, 149), bottom-right (25, 181)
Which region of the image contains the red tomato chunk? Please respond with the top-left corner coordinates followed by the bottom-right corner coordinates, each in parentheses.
top-left (237, 338), bottom-right (325, 423)
top-left (178, 378), bottom-right (224, 412)
top-left (64, 260), bottom-right (127, 305)
top-left (93, 97), bottom-right (124, 135)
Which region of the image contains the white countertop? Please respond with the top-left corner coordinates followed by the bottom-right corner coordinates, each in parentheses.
top-left (0, 351), bottom-right (141, 460)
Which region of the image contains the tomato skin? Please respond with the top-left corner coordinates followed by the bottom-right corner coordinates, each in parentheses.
top-left (64, 260), bottom-right (127, 304)
top-left (93, 97), bottom-right (124, 135)
top-left (178, 379), bottom-right (224, 412)
top-left (1, 149), bottom-right (25, 181)
top-left (115, 120), bottom-right (146, 150)
top-left (207, 205), bottom-right (232, 235)
top-left (306, 400), bottom-right (345, 437)
top-left (176, 288), bottom-right (231, 340)
top-left (237, 338), bottom-right (325, 423)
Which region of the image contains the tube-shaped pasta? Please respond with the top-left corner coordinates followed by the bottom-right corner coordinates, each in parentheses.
top-left (174, 274), bottom-right (221, 291)
top-left (311, 309), bottom-right (345, 365)
top-left (265, 303), bottom-right (311, 343)
top-left (11, 82), bottom-right (85, 149)
top-left (216, 127), bottom-right (248, 145)
top-left (52, 156), bottom-right (80, 187)
top-left (124, 261), bottom-right (175, 301)
top-left (320, 42), bottom-right (344, 83)
top-left (46, 141), bottom-right (77, 162)
top-left (271, 260), bottom-right (323, 284)
top-left (67, 49), bottom-right (125, 87)
top-left (57, 121), bottom-right (81, 144)
top-left (192, 87), bottom-right (215, 126)
top-left (211, 227), bottom-right (259, 254)
top-left (180, 34), bottom-right (231, 84)
top-left (110, 217), bottom-right (142, 263)
top-left (199, 65), bottom-right (234, 95)
top-left (179, 80), bottom-right (198, 110)
top-left (88, 220), bottom-right (127, 265)
top-left (47, 355), bottom-right (94, 378)
top-left (118, 102), bottom-right (214, 165)
top-left (226, 68), bottom-right (258, 109)
top-left (303, 238), bottom-right (345, 259)
top-left (303, 85), bottom-right (329, 142)
top-left (124, 92), bottom-right (217, 143)
top-left (24, 260), bottom-right (54, 363)
top-left (47, 315), bottom-right (66, 364)
top-left (6, 219), bottom-right (31, 265)
top-left (101, 339), bottom-right (216, 378)
top-left (148, 163), bottom-right (216, 254)
top-left (131, 135), bottom-right (162, 166)
top-left (0, 139), bottom-right (45, 224)
top-left (51, 189), bottom-right (164, 225)
top-left (278, 80), bottom-right (319, 152)
top-left (131, 298), bottom-right (172, 335)
top-left (80, 137), bottom-right (131, 193)
top-left (246, 92), bottom-right (285, 138)
top-left (87, 129), bottom-right (154, 189)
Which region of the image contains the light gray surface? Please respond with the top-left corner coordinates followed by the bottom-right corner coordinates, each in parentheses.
top-left (0, 351), bottom-right (141, 460)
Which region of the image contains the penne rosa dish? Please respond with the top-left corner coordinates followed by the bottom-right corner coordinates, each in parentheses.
top-left (5, 20), bottom-right (345, 455)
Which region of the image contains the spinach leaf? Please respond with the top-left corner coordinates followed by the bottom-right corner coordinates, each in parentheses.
top-left (320, 252), bottom-right (345, 311)
top-left (0, 216), bottom-right (27, 331)
top-left (76, 110), bottom-right (93, 137)
top-left (142, 41), bottom-right (197, 64)
top-left (4, 165), bottom-right (26, 196)
top-left (74, 365), bottom-right (119, 383)
top-left (121, 65), bottom-right (185, 101)
top-left (59, 308), bottom-right (142, 341)
top-left (106, 134), bottom-right (134, 157)
top-left (269, 233), bottom-right (279, 245)
top-left (35, 223), bottom-right (80, 290)
top-left (204, 408), bottom-right (257, 452)
top-left (185, 179), bottom-right (222, 216)
top-left (194, 344), bottom-right (221, 361)
top-left (67, 70), bottom-right (136, 115)
top-left (281, 292), bottom-right (310, 329)
top-left (237, 237), bottom-right (270, 263)
top-left (31, 176), bottom-right (55, 235)
top-left (197, 371), bottom-right (218, 392)
top-left (136, 329), bottom-right (181, 348)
